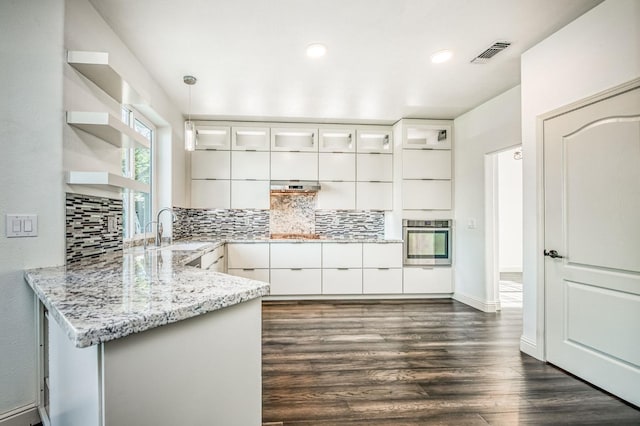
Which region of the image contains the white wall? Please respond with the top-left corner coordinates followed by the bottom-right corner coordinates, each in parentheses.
top-left (498, 147), bottom-right (523, 272)
top-left (520, 0), bottom-right (640, 359)
top-left (0, 0), bottom-right (65, 421)
top-left (453, 86), bottom-right (522, 310)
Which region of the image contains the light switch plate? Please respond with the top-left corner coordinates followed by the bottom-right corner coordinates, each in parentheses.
top-left (6, 214), bottom-right (38, 238)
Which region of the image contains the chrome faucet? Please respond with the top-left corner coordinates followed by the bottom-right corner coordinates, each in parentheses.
top-left (156, 207), bottom-right (177, 247)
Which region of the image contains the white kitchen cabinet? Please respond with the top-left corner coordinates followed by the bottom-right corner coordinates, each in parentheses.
top-left (270, 243), bottom-right (321, 269)
top-left (318, 153), bottom-right (356, 181)
top-left (402, 150), bottom-right (451, 180)
top-left (231, 127), bottom-right (270, 151)
top-left (271, 127), bottom-right (318, 152)
top-left (191, 151), bottom-right (231, 179)
top-left (195, 125), bottom-right (231, 150)
top-left (231, 180), bottom-right (270, 209)
top-left (363, 243), bottom-right (402, 268)
top-left (227, 268), bottom-right (270, 283)
top-left (322, 243), bottom-right (363, 268)
top-left (356, 128), bottom-right (393, 153)
top-left (356, 182), bottom-right (392, 211)
top-left (322, 269), bottom-right (363, 295)
top-left (231, 151), bottom-right (270, 180)
top-left (356, 153), bottom-right (393, 182)
top-left (270, 152), bottom-right (318, 181)
top-left (403, 267), bottom-right (453, 294)
top-left (403, 125), bottom-right (451, 150)
top-left (190, 180), bottom-right (230, 209)
top-left (226, 243), bottom-right (270, 269)
top-left (319, 128), bottom-right (356, 153)
top-left (270, 269), bottom-right (321, 295)
top-left (316, 181), bottom-right (356, 210)
top-left (402, 180), bottom-right (452, 210)
top-left (362, 268), bottom-right (403, 294)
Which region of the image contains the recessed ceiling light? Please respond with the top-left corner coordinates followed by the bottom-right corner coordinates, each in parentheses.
top-left (306, 43), bottom-right (327, 58)
top-left (431, 49), bottom-right (453, 64)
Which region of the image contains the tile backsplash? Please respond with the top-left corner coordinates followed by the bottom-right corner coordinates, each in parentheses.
top-left (173, 207), bottom-right (270, 240)
top-left (315, 210), bottom-right (385, 240)
top-left (66, 193), bottom-right (122, 262)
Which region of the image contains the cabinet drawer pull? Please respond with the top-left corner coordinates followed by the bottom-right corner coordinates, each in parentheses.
top-left (337, 268), bottom-right (349, 271)
top-left (290, 268), bottom-right (303, 271)
top-left (377, 267), bottom-right (390, 270)
top-left (242, 268), bottom-right (255, 271)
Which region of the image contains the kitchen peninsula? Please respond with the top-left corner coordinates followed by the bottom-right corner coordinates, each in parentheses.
top-left (25, 242), bottom-right (268, 426)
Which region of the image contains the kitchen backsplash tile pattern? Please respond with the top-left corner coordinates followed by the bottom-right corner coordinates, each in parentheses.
top-left (315, 210), bottom-right (385, 239)
top-left (173, 207), bottom-right (270, 239)
top-left (66, 193), bottom-right (122, 262)
top-left (269, 193), bottom-right (315, 235)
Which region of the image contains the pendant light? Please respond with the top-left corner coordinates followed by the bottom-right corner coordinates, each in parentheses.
top-left (183, 75), bottom-right (197, 151)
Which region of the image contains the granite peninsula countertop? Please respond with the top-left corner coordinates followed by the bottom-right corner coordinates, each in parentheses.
top-left (24, 241), bottom-right (269, 348)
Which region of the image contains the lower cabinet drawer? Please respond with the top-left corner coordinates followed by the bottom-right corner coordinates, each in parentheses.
top-left (227, 268), bottom-right (270, 283)
top-left (270, 269), bottom-right (321, 295)
top-left (403, 267), bottom-right (452, 293)
top-left (362, 268), bottom-right (403, 294)
top-left (322, 269), bottom-right (362, 295)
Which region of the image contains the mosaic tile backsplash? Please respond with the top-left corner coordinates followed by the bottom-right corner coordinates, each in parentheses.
top-left (315, 210), bottom-right (385, 239)
top-left (66, 193), bottom-right (122, 263)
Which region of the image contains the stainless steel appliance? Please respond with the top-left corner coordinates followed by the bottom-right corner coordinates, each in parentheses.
top-left (403, 219), bottom-right (452, 266)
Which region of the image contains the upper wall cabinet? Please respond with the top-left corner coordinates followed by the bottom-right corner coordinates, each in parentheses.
top-left (356, 128), bottom-right (393, 153)
top-left (403, 124), bottom-right (452, 150)
top-left (319, 128), bottom-right (356, 153)
top-left (66, 50), bottom-right (146, 105)
top-left (232, 127), bottom-right (270, 151)
top-left (195, 125), bottom-right (231, 150)
top-left (271, 127), bottom-right (318, 152)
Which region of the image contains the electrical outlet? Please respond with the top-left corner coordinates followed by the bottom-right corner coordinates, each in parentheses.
top-left (6, 214), bottom-right (38, 238)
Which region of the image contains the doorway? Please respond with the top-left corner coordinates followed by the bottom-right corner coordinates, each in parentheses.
top-left (485, 145), bottom-right (523, 311)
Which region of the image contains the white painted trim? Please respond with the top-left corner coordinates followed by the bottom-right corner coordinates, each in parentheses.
top-left (499, 267), bottom-right (523, 273)
top-left (519, 335), bottom-right (541, 360)
top-left (484, 153), bottom-right (501, 309)
top-left (0, 406), bottom-right (40, 426)
top-left (264, 294), bottom-right (452, 301)
top-left (453, 291), bottom-right (500, 312)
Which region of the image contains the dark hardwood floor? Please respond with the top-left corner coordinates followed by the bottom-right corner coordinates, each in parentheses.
top-left (262, 299), bottom-right (640, 425)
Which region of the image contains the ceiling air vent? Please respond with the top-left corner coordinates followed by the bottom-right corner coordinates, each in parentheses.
top-left (470, 41), bottom-right (511, 64)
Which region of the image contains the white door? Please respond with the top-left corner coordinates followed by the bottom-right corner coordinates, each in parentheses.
top-left (544, 84), bottom-right (640, 406)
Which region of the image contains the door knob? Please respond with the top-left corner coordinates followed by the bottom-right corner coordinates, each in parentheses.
top-left (544, 249), bottom-right (564, 259)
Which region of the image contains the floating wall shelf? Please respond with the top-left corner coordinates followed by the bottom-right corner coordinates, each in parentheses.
top-left (66, 171), bottom-right (150, 193)
top-left (67, 50), bottom-right (146, 105)
top-left (66, 111), bottom-right (150, 149)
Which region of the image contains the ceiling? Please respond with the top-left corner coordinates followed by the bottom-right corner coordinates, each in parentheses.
top-left (91, 0), bottom-right (602, 124)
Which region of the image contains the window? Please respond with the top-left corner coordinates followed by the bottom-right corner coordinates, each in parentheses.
top-left (121, 106), bottom-right (153, 240)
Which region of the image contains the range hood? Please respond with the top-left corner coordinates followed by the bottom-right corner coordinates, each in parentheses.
top-left (270, 180), bottom-right (321, 193)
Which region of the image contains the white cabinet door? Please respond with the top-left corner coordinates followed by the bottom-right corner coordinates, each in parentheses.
top-left (317, 181), bottom-right (356, 210)
top-left (402, 150), bottom-right (451, 180)
top-left (322, 243), bottom-right (362, 268)
top-left (402, 180), bottom-right (452, 210)
top-left (357, 154), bottom-right (393, 181)
top-left (318, 153), bottom-right (356, 181)
top-left (231, 127), bottom-right (270, 151)
top-left (191, 151), bottom-right (230, 179)
top-left (322, 269), bottom-right (363, 294)
top-left (403, 125), bottom-right (452, 150)
top-left (191, 180), bottom-right (230, 208)
top-left (363, 243), bottom-right (402, 268)
top-left (231, 151), bottom-right (270, 180)
top-left (227, 268), bottom-right (270, 283)
top-left (270, 269), bottom-right (321, 295)
top-left (270, 152), bottom-right (318, 181)
top-left (231, 180), bottom-right (270, 209)
top-left (270, 243), bottom-right (321, 268)
top-left (227, 243), bottom-right (270, 269)
top-left (356, 182), bottom-right (392, 211)
top-left (271, 127), bottom-right (318, 152)
top-left (195, 125), bottom-right (231, 150)
top-left (362, 268), bottom-right (403, 294)
top-left (403, 267), bottom-right (453, 293)
top-left (356, 128), bottom-right (393, 153)
top-left (319, 128), bottom-right (355, 153)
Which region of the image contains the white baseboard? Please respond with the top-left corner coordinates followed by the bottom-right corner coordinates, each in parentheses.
top-left (453, 292), bottom-right (500, 312)
top-left (499, 267), bottom-right (523, 273)
top-left (520, 335), bottom-right (544, 360)
top-left (264, 294), bottom-right (452, 302)
top-left (0, 406), bottom-right (40, 426)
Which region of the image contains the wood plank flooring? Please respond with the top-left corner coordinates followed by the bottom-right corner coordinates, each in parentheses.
top-left (262, 299), bottom-right (640, 425)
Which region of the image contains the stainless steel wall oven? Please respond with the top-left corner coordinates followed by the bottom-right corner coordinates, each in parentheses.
top-left (403, 220), bottom-right (452, 266)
